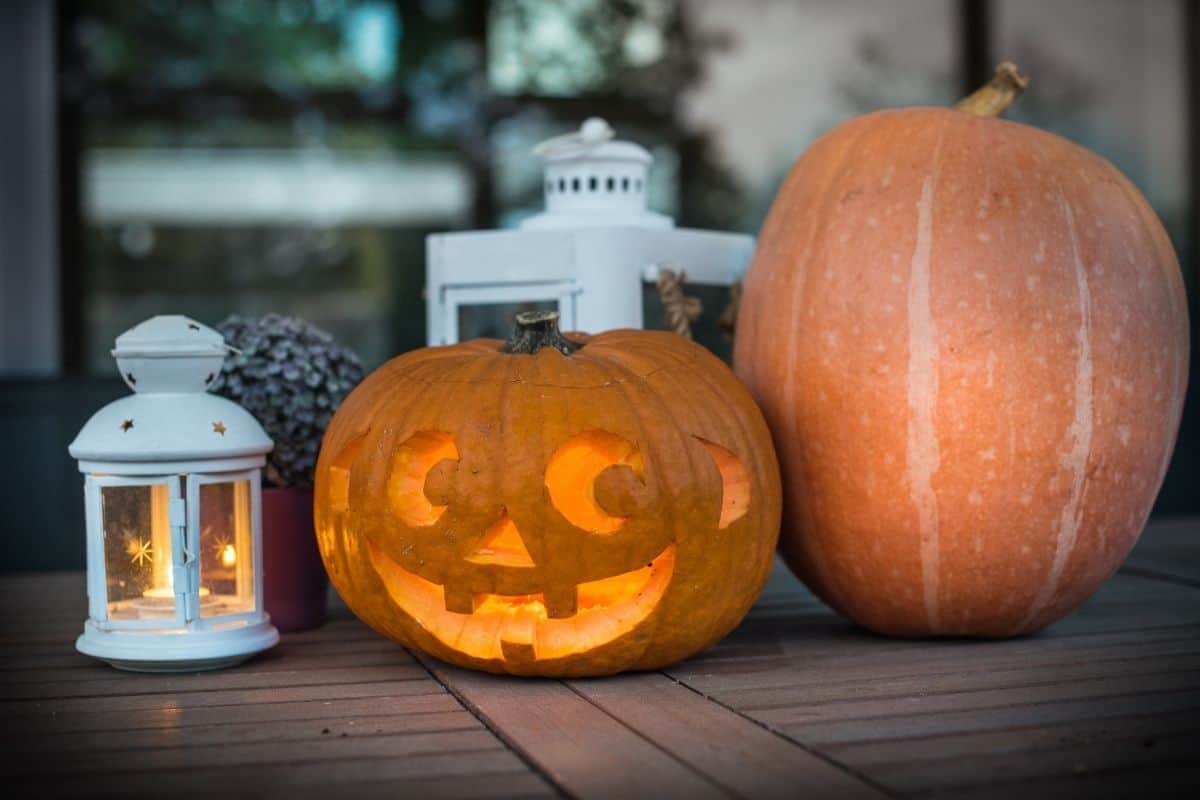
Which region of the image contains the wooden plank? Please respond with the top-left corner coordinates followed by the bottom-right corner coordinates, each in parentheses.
top-left (673, 629), bottom-right (1200, 692)
top-left (570, 672), bottom-right (888, 800)
top-left (749, 671), bottom-right (1198, 728)
top-left (868, 731), bottom-right (1200, 793)
top-left (14, 749), bottom-right (535, 797)
top-left (0, 678), bottom-right (443, 717)
top-left (12, 728), bottom-right (504, 777)
top-left (11, 709), bottom-right (479, 753)
top-left (1125, 518), bottom-right (1200, 585)
top-left (1, 662), bottom-right (430, 700)
top-left (823, 709), bottom-right (1200, 766)
top-left (0, 640), bottom-right (414, 681)
top-left (424, 660), bottom-right (726, 799)
top-left (6, 691), bottom-right (463, 736)
top-left (780, 689), bottom-right (1200, 746)
top-left (704, 652), bottom-right (1200, 710)
top-left (284, 772), bottom-right (556, 796)
top-left (946, 760), bottom-right (1200, 800)
top-left (281, 772), bottom-right (557, 800)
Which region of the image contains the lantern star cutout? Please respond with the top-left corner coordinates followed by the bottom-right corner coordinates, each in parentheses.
top-left (125, 535), bottom-right (154, 567)
top-left (212, 421), bottom-right (226, 436)
top-left (120, 419), bottom-right (134, 432)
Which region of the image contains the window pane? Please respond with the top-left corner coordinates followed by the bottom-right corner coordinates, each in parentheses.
top-left (101, 482), bottom-right (175, 621)
top-left (81, 135), bottom-right (470, 373)
top-left (69, 0), bottom-right (482, 373)
top-left (75, 0), bottom-right (402, 89)
top-left (198, 480), bottom-right (255, 617)
top-left (458, 300), bottom-right (558, 341)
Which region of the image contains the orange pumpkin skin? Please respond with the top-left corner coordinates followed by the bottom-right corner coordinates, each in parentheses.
top-left (734, 108), bottom-right (1189, 637)
top-left (316, 323), bottom-right (781, 676)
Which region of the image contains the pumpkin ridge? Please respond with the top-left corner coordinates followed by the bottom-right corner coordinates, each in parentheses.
top-left (587, 346), bottom-right (686, 669)
top-left (1106, 159), bottom-right (1189, 491)
top-left (775, 112), bottom-right (883, 616)
top-left (649, 348), bottom-right (752, 653)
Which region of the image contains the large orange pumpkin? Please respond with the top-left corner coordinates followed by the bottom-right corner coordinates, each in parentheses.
top-left (316, 312), bottom-right (781, 676)
top-left (734, 65), bottom-right (1189, 637)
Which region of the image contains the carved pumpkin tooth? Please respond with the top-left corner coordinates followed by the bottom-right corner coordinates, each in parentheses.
top-left (443, 586), bottom-right (474, 615)
top-left (543, 585), bottom-right (578, 619)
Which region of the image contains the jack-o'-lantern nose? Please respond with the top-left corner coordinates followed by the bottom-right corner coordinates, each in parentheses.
top-left (466, 509), bottom-right (535, 568)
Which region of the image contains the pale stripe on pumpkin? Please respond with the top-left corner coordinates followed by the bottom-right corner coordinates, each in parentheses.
top-left (1020, 192), bottom-right (1095, 628)
top-left (906, 144), bottom-right (944, 632)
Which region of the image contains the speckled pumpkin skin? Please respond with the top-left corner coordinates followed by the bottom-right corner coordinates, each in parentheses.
top-left (315, 329), bottom-right (781, 676)
top-left (734, 108), bottom-right (1189, 637)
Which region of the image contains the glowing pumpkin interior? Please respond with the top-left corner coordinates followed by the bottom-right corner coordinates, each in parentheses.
top-left (336, 427), bottom-right (750, 665)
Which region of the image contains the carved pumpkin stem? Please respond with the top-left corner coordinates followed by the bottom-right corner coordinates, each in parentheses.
top-left (503, 310), bottom-right (582, 356)
top-left (955, 61), bottom-right (1029, 118)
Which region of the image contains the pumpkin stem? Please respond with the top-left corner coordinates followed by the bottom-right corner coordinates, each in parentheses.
top-left (503, 311), bottom-right (582, 356)
top-left (955, 61), bottom-right (1029, 118)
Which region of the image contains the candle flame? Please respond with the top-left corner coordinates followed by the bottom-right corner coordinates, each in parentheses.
top-left (221, 544), bottom-right (237, 568)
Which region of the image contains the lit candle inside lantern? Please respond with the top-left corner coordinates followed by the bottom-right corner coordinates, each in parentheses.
top-left (221, 544), bottom-right (237, 568)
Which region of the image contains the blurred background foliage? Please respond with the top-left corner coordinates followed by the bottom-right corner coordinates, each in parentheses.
top-left (64, 0), bottom-right (1189, 371)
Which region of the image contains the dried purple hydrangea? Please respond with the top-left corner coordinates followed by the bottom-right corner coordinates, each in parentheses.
top-left (213, 314), bottom-right (364, 489)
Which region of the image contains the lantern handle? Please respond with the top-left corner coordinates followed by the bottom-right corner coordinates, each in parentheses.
top-left (655, 267), bottom-right (703, 340)
top-left (533, 117), bottom-right (614, 160)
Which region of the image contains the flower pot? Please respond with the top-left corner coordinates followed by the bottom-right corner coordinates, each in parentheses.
top-left (262, 486), bottom-right (327, 632)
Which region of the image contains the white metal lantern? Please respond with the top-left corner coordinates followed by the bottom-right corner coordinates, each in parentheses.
top-left (426, 117), bottom-right (755, 344)
top-left (69, 316), bottom-right (279, 672)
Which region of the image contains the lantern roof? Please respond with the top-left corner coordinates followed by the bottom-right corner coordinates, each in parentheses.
top-left (531, 117), bottom-right (653, 165)
top-left (522, 117), bottom-right (672, 231)
top-left (113, 314), bottom-right (227, 359)
top-left (70, 316), bottom-right (272, 467)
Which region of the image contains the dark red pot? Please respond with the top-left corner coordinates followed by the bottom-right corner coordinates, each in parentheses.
top-left (262, 486), bottom-right (327, 632)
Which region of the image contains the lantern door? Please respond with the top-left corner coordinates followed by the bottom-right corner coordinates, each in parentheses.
top-left (185, 471), bottom-right (261, 626)
top-left (86, 474), bottom-right (186, 628)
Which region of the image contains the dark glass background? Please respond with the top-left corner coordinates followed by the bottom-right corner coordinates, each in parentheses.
top-left (1, 0), bottom-right (1196, 570)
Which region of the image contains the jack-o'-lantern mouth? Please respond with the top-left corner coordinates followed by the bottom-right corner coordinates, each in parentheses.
top-left (366, 541), bottom-right (676, 663)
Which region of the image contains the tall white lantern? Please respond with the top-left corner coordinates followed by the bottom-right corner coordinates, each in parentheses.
top-left (69, 316), bottom-right (279, 672)
top-left (426, 118), bottom-right (754, 344)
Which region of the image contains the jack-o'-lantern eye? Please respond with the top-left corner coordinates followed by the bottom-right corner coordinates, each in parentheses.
top-left (694, 437), bottom-right (751, 529)
top-left (388, 430), bottom-right (458, 527)
top-left (326, 433), bottom-right (366, 512)
top-left (545, 430), bottom-right (644, 534)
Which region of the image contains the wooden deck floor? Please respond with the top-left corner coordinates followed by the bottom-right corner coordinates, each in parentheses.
top-left (2, 520), bottom-right (1197, 799)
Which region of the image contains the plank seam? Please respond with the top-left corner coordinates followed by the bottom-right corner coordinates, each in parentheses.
top-left (411, 652), bottom-right (569, 800)
top-left (559, 677), bottom-right (737, 799)
top-left (1118, 564), bottom-right (1200, 589)
top-left (659, 670), bottom-right (901, 799)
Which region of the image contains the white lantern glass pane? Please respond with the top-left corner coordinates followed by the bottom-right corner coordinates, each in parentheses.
top-left (100, 483), bottom-right (175, 620)
top-left (458, 301), bottom-right (557, 341)
top-left (198, 480), bottom-right (255, 617)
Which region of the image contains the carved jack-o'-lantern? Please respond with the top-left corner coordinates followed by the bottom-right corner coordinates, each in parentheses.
top-left (315, 312), bottom-right (781, 676)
